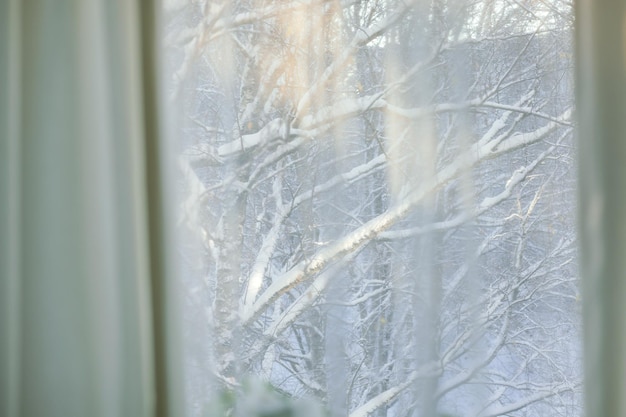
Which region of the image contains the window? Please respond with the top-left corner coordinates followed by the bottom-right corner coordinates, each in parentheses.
top-left (0, 1), bottom-right (622, 417)
top-left (166, 1), bottom-right (580, 417)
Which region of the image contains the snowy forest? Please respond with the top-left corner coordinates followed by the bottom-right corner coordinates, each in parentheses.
top-left (163, 0), bottom-right (580, 416)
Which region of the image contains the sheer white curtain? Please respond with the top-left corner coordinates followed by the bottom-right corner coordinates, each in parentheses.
top-left (0, 1), bottom-right (182, 416)
top-left (169, 1), bottom-right (580, 417)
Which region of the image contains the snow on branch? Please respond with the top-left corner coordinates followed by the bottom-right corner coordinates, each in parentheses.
top-left (348, 372), bottom-right (419, 417)
top-left (241, 109), bottom-right (568, 325)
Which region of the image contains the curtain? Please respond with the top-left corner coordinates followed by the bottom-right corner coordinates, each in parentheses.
top-left (576, 0), bottom-right (626, 416)
top-left (0, 1), bottom-right (182, 416)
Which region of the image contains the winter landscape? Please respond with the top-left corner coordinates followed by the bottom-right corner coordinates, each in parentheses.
top-left (164, 0), bottom-right (580, 416)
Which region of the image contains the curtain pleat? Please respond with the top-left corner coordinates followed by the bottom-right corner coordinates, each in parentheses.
top-left (576, 1), bottom-right (626, 416)
top-left (1, 1), bottom-right (22, 416)
top-left (0, 1), bottom-right (181, 416)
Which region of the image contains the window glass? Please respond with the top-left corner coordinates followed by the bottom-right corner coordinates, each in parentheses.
top-left (163, 1), bottom-right (580, 416)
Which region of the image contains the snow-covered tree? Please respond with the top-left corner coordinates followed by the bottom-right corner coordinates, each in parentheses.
top-left (166, 1), bottom-right (580, 416)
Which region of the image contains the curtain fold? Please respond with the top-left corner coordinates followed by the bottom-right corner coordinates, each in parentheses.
top-left (576, 0), bottom-right (626, 416)
top-left (1, 1), bottom-right (21, 416)
top-left (0, 1), bottom-right (182, 416)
